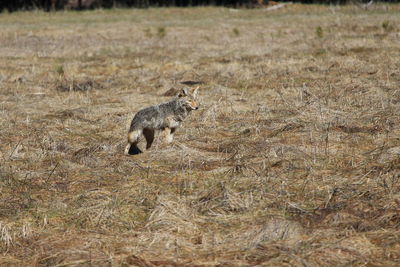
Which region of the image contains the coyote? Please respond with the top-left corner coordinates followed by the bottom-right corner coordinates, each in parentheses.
top-left (125, 86), bottom-right (200, 155)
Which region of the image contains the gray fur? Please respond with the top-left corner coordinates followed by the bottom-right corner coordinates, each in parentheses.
top-left (129, 98), bottom-right (190, 132)
top-left (125, 87), bottom-right (199, 155)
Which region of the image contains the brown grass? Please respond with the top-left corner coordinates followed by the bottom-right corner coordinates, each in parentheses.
top-left (1, 4), bottom-right (400, 266)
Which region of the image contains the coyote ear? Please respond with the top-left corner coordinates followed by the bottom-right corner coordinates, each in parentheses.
top-left (178, 88), bottom-right (188, 97)
top-left (192, 86), bottom-right (199, 98)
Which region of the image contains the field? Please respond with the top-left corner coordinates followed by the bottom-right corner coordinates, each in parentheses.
top-left (1, 4), bottom-right (400, 266)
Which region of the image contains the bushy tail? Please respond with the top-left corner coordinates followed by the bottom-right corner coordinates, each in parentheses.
top-left (125, 129), bottom-right (143, 155)
top-left (125, 143), bottom-right (142, 155)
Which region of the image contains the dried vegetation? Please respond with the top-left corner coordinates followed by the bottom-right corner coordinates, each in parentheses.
top-left (0, 4), bottom-right (400, 266)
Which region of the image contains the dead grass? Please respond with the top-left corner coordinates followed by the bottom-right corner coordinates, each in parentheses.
top-left (1, 3), bottom-right (400, 266)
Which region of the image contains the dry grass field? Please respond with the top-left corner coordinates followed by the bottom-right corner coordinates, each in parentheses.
top-left (0, 4), bottom-right (400, 266)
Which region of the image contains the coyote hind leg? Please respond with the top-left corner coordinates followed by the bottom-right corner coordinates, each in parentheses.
top-left (143, 128), bottom-right (155, 150)
top-left (125, 129), bottom-right (143, 155)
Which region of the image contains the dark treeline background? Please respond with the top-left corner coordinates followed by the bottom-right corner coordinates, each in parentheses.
top-left (0, 0), bottom-right (398, 12)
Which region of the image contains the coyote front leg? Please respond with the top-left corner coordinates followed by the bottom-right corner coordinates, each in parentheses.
top-left (164, 127), bottom-right (176, 144)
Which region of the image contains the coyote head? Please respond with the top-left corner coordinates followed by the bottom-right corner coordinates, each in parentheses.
top-left (178, 86), bottom-right (200, 111)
